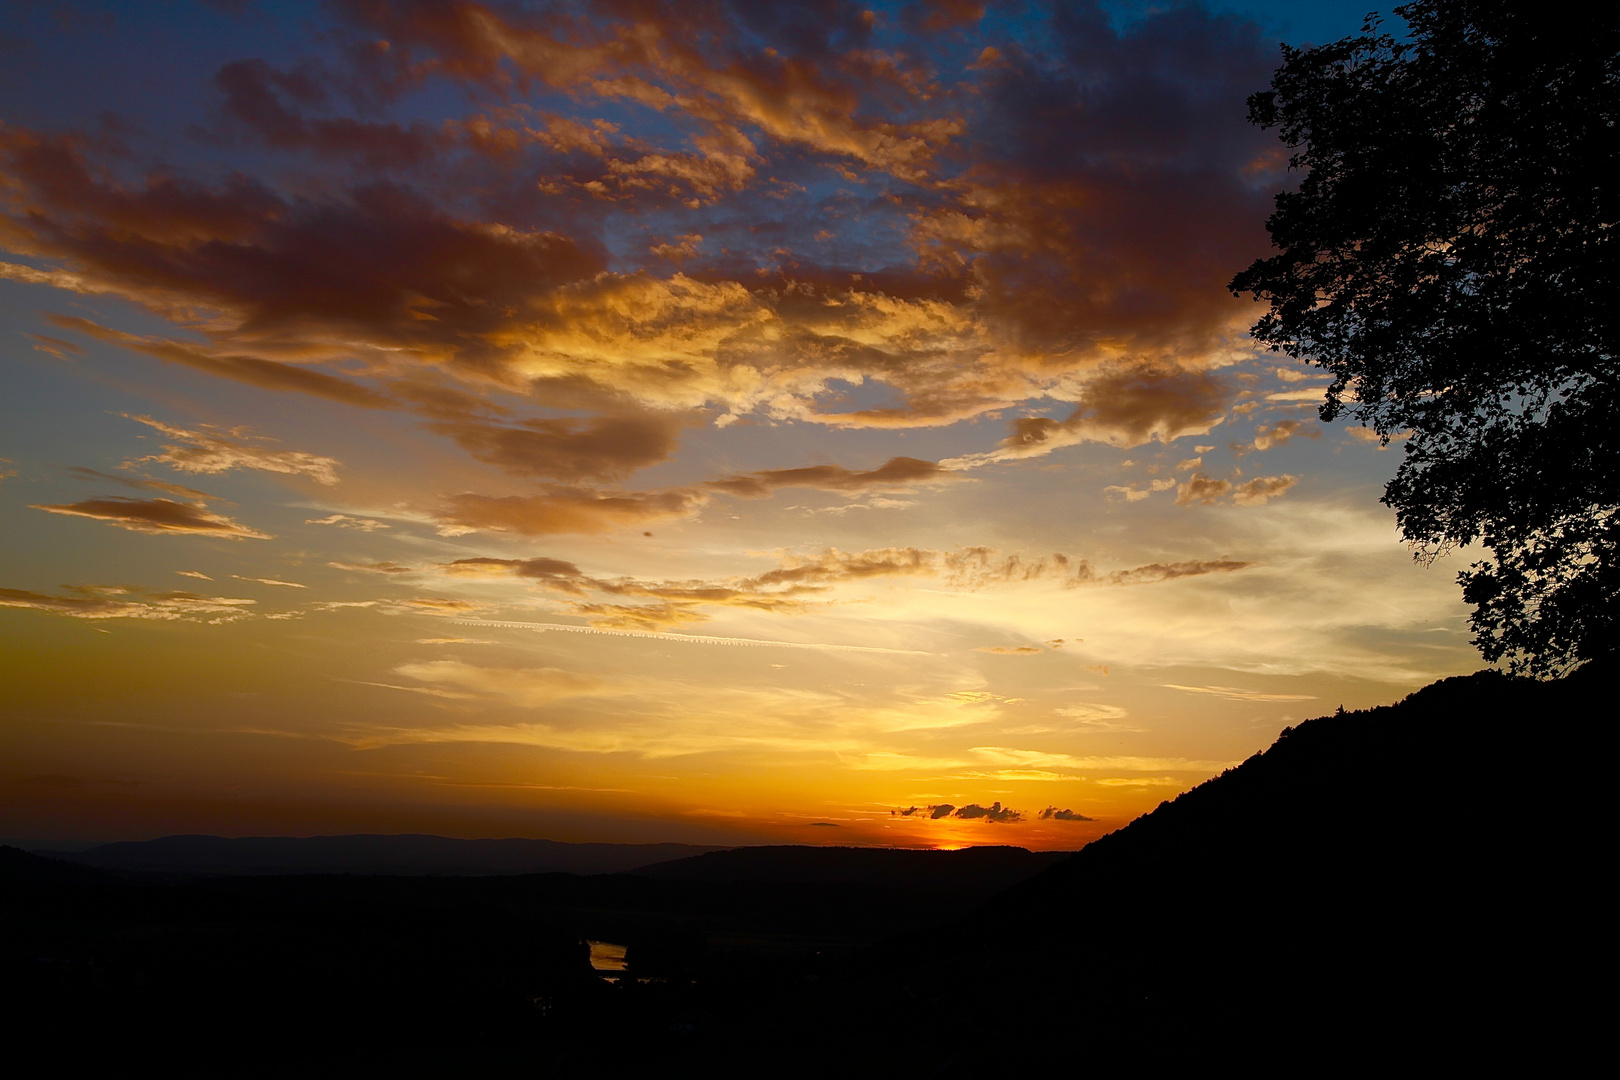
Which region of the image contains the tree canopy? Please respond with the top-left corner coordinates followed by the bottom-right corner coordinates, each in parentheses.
top-left (1230, 1), bottom-right (1620, 676)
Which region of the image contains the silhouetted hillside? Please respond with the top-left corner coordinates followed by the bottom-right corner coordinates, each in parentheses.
top-left (634, 844), bottom-right (1070, 891)
top-left (841, 666), bottom-right (1606, 1072)
top-left (0, 844), bottom-right (114, 886)
top-left (6, 668), bottom-right (1600, 1075)
top-left (38, 833), bottom-right (729, 877)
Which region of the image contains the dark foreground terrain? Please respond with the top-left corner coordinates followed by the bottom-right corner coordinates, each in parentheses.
top-left (34, 834), bottom-right (731, 877)
top-left (3, 667), bottom-right (1602, 1075)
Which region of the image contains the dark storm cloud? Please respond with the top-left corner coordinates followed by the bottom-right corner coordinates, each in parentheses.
top-left (952, 801), bottom-right (1022, 823)
top-left (894, 801), bottom-right (1026, 822)
top-left (1039, 806), bottom-right (1093, 822)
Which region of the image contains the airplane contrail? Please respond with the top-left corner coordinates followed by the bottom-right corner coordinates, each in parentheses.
top-left (450, 618), bottom-right (932, 655)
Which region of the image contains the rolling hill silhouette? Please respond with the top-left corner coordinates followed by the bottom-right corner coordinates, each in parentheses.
top-left (5, 666), bottom-right (1600, 1074)
top-left (833, 666), bottom-right (1604, 1072)
top-left (38, 833), bottom-right (728, 877)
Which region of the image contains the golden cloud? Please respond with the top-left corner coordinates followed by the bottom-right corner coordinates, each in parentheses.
top-left (124, 415), bottom-right (342, 484)
top-left (1232, 475), bottom-right (1298, 506)
top-left (1175, 471), bottom-right (1296, 506)
top-left (1175, 473), bottom-right (1232, 506)
top-left (0, 585), bottom-right (256, 622)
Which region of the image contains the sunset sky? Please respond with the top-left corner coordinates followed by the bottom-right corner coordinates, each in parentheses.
top-left (0, 0), bottom-right (1475, 850)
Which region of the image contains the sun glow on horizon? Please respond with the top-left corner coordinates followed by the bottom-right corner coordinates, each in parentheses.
top-left (0, 0), bottom-right (1477, 849)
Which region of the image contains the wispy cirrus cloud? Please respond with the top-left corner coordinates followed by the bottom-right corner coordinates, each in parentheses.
top-left (428, 545), bottom-right (1252, 630)
top-left (1162, 684), bottom-right (1317, 703)
top-left (231, 575), bottom-right (306, 588)
top-left (31, 496), bottom-right (272, 539)
top-left (307, 514), bottom-right (390, 531)
top-left (123, 415), bottom-right (342, 485)
top-left (0, 584), bottom-right (256, 622)
top-left (393, 659), bottom-right (606, 707)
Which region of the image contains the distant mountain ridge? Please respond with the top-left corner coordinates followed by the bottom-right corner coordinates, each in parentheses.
top-left (36, 833), bottom-right (732, 877)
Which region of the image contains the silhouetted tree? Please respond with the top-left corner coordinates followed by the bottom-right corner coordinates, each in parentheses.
top-left (1230, 1), bottom-right (1619, 675)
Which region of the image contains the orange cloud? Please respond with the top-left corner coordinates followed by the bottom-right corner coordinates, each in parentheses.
top-left (436, 486), bottom-right (706, 536)
top-left (1235, 418), bottom-right (1321, 455)
top-left (945, 362), bottom-right (1232, 470)
top-left (307, 514), bottom-right (390, 531)
top-left (1175, 473), bottom-right (1232, 506)
top-left (708, 456), bottom-right (949, 498)
top-left (430, 413), bottom-right (683, 482)
top-left (1175, 471), bottom-right (1296, 507)
top-left (31, 497), bottom-right (272, 539)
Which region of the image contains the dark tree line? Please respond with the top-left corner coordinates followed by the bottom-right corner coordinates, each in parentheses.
top-left (1231, 0), bottom-right (1619, 675)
